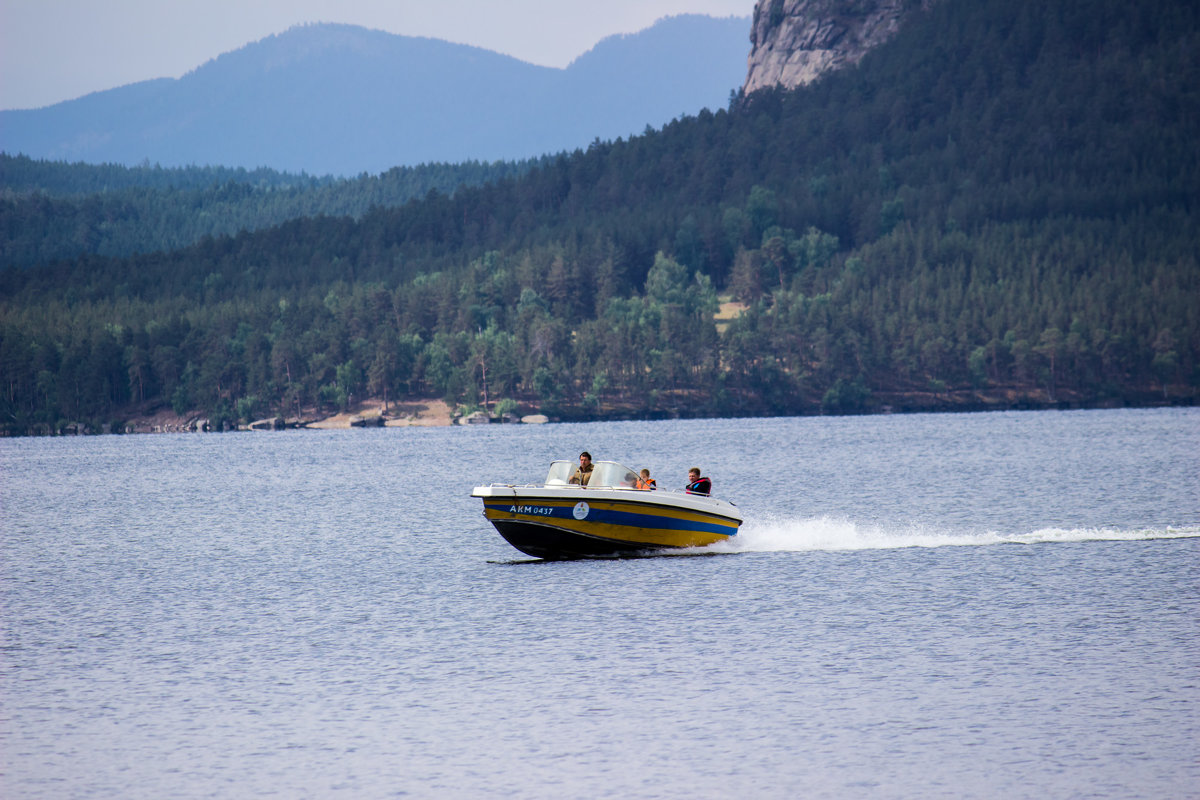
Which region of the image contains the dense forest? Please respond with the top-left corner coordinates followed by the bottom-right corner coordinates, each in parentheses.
top-left (1, 0), bottom-right (1197, 434)
top-left (0, 154), bottom-right (543, 267)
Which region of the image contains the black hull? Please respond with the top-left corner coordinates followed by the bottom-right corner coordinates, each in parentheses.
top-left (492, 519), bottom-right (669, 560)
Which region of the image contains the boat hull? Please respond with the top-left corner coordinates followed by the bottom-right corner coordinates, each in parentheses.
top-left (490, 518), bottom-right (667, 559)
top-left (473, 488), bottom-right (741, 560)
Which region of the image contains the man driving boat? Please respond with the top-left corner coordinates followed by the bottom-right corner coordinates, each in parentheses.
top-left (569, 451), bottom-right (594, 486)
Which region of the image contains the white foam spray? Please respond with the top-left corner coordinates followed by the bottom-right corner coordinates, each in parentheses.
top-left (705, 516), bottom-right (1200, 554)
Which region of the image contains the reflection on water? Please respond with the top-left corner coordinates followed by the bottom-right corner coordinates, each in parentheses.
top-left (2, 408), bottom-right (1197, 798)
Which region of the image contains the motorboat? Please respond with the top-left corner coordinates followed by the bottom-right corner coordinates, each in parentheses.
top-left (471, 460), bottom-right (742, 559)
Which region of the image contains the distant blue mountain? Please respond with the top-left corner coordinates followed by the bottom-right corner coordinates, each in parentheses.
top-left (0, 16), bottom-right (750, 176)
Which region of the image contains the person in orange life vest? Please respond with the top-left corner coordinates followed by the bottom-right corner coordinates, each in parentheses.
top-left (569, 451), bottom-right (594, 486)
top-left (685, 467), bottom-right (711, 496)
top-left (636, 468), bottom-right (656, 490)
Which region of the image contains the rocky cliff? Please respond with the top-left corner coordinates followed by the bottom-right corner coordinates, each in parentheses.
top-left (744, 0), bottom-right (935, 93)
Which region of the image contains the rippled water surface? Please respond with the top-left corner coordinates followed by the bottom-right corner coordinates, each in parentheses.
top-left (2, 408), bottom-right (1198, 798)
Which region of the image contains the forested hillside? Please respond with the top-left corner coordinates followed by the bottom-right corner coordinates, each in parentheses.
top-left (1, 0), bottom-right (1196, 434)
top-left (0, 154), bottom-right (543, 267)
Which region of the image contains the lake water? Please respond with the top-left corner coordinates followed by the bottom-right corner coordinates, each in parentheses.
top-left (2, 408), bottom-right (1197, 799)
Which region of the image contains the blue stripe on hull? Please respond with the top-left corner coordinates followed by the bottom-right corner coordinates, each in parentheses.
top-left (483, 499), bottom-right (739, 535)
top-left (584, 506), bottom-right (733, 535)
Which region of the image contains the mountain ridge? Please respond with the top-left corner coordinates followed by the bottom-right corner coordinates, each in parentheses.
top-left (1, 16), bottom-right (750, 177)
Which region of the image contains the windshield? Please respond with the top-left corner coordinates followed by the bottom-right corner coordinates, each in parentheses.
top-left (588, 461), bottom-right (640, 489)
top-left (544, 460), bottom-right (573, 485)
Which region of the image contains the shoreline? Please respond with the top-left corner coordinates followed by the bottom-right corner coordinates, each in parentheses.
top-left (13, 388), bottom-right (1195, 437)
top-left (118, 399), bottom-right (457, 434)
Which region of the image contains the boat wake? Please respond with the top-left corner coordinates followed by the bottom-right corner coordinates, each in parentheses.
top-left (704, 517), bottom-right (1200, 554)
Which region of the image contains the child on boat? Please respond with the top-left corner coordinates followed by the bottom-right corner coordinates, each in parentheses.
top-left (636, 468), bottom-right (657, 490)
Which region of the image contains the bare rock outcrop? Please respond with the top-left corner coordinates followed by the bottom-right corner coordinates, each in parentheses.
top-left (744, 0), bottom-right (936, 93)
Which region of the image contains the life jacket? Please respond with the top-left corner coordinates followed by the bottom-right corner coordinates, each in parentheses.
top-left (686, 477), bottom-right (711, 496)
top-left (636, 477), bottom-right (657, 490)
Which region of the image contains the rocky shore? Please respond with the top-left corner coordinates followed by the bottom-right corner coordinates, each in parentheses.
top-left (14, 386), bottom-right (1194, 437)
top-left (111, 398), bottom-right (554, 434)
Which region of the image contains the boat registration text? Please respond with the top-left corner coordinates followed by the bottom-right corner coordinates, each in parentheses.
top-left (511, 505), bottom-right (555, 516)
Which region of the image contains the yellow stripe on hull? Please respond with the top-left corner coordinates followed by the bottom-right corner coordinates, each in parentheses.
top-left (482, 496), bottom-right (738, 551)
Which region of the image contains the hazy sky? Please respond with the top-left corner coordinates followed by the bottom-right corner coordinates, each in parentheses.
top-left (0, 0), bottom-right (757, 111)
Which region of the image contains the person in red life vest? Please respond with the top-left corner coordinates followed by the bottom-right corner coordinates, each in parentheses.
top-left (685, 467), bottom-right (711, 496)
top-left (636, 468), bottom-right (656, 490)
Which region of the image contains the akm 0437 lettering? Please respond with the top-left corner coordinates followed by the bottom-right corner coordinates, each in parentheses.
top-left (511, 505), bottom-right (555, 516)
